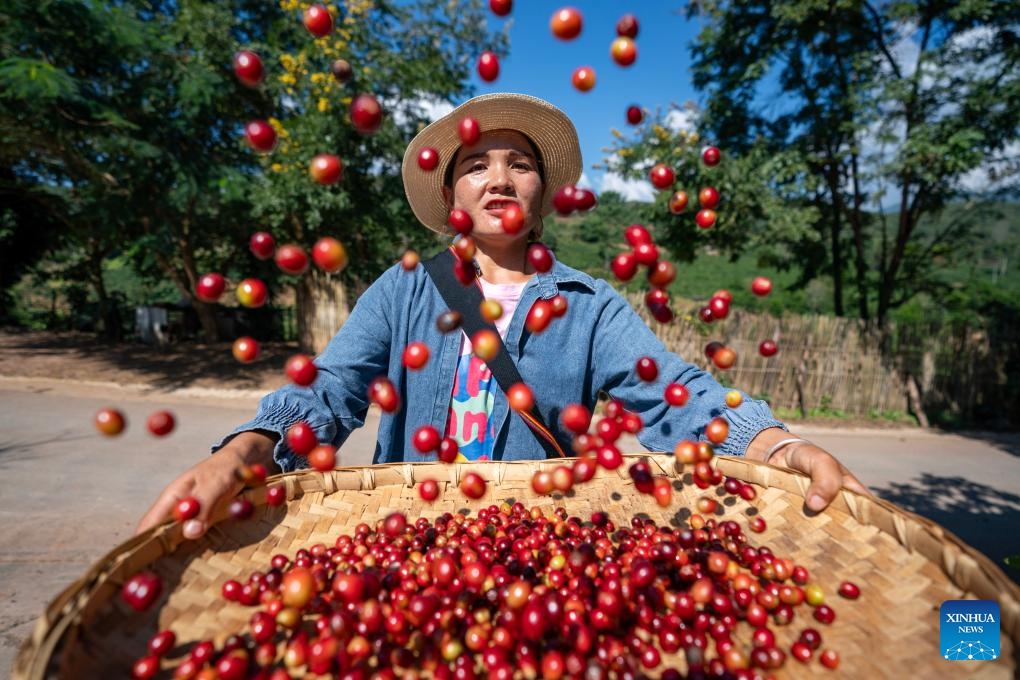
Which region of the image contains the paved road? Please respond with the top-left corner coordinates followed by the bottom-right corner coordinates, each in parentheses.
top-left (2, 377), bottom-right (1018, 676)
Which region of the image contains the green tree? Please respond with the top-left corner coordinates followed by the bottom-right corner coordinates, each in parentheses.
top-left (680, 0), bottom-right (1020, 330)
top-left (243, 0), bottom-right (504, 351)
top-left (605, 106), bottom-right (822, 289)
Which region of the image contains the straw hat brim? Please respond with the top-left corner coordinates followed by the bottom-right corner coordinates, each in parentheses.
top-left (401, 93), bottom-right (583, 234)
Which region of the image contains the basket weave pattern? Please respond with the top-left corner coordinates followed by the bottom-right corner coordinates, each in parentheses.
top-left (14, 455), bottom-right (1020, 678)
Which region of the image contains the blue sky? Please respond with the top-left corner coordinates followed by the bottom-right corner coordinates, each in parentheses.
top-left (467, 3), bottom-right (704, 199)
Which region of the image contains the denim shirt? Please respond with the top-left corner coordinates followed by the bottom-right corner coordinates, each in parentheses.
top-left (218, 256), bottom-right (786, 471)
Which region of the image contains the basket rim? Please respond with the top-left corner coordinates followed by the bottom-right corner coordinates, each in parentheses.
top-left (13, 454), bottom-right (1020, 679)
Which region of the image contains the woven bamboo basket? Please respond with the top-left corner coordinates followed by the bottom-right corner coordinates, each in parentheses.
top-left (14, 455), bottom-right (1020, 679)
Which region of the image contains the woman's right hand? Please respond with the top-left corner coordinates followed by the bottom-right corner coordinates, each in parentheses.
top-left (135, 431), bottom-right (279, 540)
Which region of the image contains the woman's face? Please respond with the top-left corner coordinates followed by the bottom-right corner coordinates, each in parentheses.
top-left (444, 129), bottom-right (544, 242)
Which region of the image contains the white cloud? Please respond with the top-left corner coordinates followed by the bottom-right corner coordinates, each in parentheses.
top-left (664, 108), bottom-right (698, 134)
top-left (386, 94), bottom-right (455, 128)
top-left (599, 172), bottom-right (654, 202)
top-left (577, 172), bottom-right (593, 190)
top-left (958, 140), bottom-right (1020, 194)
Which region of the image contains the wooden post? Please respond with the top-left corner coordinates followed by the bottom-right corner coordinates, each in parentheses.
top-left (905, 373), bottom-right (930, 428)
top-left (296, 271), bottom-right (350, 354)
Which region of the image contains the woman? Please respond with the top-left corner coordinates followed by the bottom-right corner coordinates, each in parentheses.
top-left (137, 93), bottom-right (867, 539)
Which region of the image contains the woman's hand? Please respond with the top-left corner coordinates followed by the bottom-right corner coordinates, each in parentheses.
top-left (747, 428), bottom-right (870, 512)
top-left (135, 431), bottom-right (279, 539)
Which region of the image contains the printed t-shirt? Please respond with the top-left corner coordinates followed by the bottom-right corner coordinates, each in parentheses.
top-left (444, 278), bottom-right (527, 461)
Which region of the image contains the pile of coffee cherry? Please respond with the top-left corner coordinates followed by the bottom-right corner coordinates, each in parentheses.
top-left (126, 458), bottom-right (857, 679)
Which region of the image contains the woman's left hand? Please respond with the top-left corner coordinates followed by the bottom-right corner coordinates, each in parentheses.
top-left (766, 441), bottom-right (871, 512)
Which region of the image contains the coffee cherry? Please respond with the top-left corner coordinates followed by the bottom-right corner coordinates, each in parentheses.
top-left (751, 275), bottom-right (773, 296)
top-left (571, 66), bottom-right (596, 92)
top-left (610, 37), bottom-right (637, 67)
top-left (626, 105), bottom-right (643, 125)
top-left (724, 390), bottom-right (743, 408)
top-left (699, 186), bottom-right (720, 210)
top-left (228, 497), bottom-right (253, 520)
top-left (702, 146), bottom-right (721, 166)
top-left (759, 340), bottom-right (778, 357)
top-left (275, 243), bottom-right (310, 275)
top-left (95, 407), bottom-right (126, 436)
top-left (401, 249), bottom-right (420, 270)
top-left (611, 252), bottom-right (638, 281)
top-left (667, 191), bottom-right (690, 215)
top-left (819, 649), bottom-right (840, 669)
top-left (507, 382), bottom-right (534, 412)
top-left (132, 655), bottom-right (159, 679)
top-left (436, 310), bottom-right (462, 333)
top-left (244, 120), bottom-right (276, 152)
top-left (122, 571), bottom-right (163, 612)
top-left (527, 243), bottom-right (554, 273)
top-left (417, 147), bottom-right (439, 171)
top-left (552, 184), bottom-right (577, 215)
top-left (148, 630), bottom-right (176, 658)
top-left (402, 341), bottom-right (430, 370)
top-left (448, 208), bottom-right (474, 234)
top-left (285, 353), bottom-right (318, 386)
top-left (330, 58), bottom-right (352, 83)
top-left (286, 421), bottom-right (317, 456)
top-left (635, 356), bottom-right (658, 381)
top-left (438, 437), bottom-right (459, 463)
top-left (419, 478), bottom-right (440, 501)
top-left (695, 209), bottom-right (717, 229)
top-left (249, 231), bottom-right (275, 260)
top-left (307, 444), bottom-right (336, 472)
top-left (172, 497), bottom-right (200, 523)
top-left (550, 7), bottom-right (582, 40)
top-left (664, 383), bottom-right (689, 407)
top-left (312, 236), bottom-right (348, 274)
top-left (560, 403), bottom-right (590, 434)
top-left (232, 336), bottom-right (260, 364)
top-left (236, 278), bottom-right (268, 308)
top-left (195, 272), bottom-right (226, 302)
top-left (837, 581), bottom-right (860, 599)
top-left (712, 346), bottom-right (737, 370)
top-left (350, 93), bottom-right (383, 134)
top-left (501, 203), bottom-right (524, 233)
top-left (477, 51), bottom-right (500, 82)
top-left (649, 163), bottom-right (675, 190)
top-left (266, 485), bottom-right (286, 506)
top-left (525, 299), bottom-right (553, 334)
top-left (303, 4), bottom-right (333, 37)
top-left (233, 50), bottom-right (264, 87)
top-left (413, 425), bottom-right (441, 454)
top-left (479, 298), bottom-right (502, 322)
top-left (459, 472), bottom-right (487, 499)
top-left (573, 187), bottom-right (597, 212)
top-left (489, 0), bottom-right (512, 16)
top-left (634, 242), bottom-right (659, 266)
top-left (624, 226), bottom-right (648, 249)
top-left (471, 329), bottom-right (500, 362)
top-left (309, 154), bottom-right (342, 185)
top-left (459, 117), bottom-right (481, 145)
top-left (705, 417), bottom-right (729, 444)
top-left (616, 13), bottom-right (639, 38)
top-left (813, 604), bottom-right (836, 624)
top-left (281, 566), bottom-right (315, 609)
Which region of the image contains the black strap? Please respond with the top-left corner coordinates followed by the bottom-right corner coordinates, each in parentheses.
top-left (423, 248), bottom-right (565, 459)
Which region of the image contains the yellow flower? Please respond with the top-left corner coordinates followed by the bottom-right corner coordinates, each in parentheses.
top-left (280, 54), bottom-right (296, 72)
top-left (271, 163), bottom-right (284, 173)
top-left (317, 97), bottom-right (329, 113)
top-left (268, 118), bottom-right (289, 138)
top-left (279, 73), bottom-right (297, 86)
top-left (310, 73), bottom-right (325, 84)
top-left (689, 132), bottom-right (700, 144)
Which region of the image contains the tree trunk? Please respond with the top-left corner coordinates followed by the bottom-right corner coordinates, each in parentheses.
top-left (828, 191), bottom-right (845, 317)
top-left (296, 270), bottom-right (350, 354)
top-left (194, 301), bottom-right (220, 343)
top-left (85, 238), bottom-right (122, 342)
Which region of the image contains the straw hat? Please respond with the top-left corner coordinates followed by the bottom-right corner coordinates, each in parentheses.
top-left (401, 92), bottom-right (583, 234)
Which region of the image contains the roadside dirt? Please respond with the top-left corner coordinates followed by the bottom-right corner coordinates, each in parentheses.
top-left (0, 328), bottom-right (290, 393)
